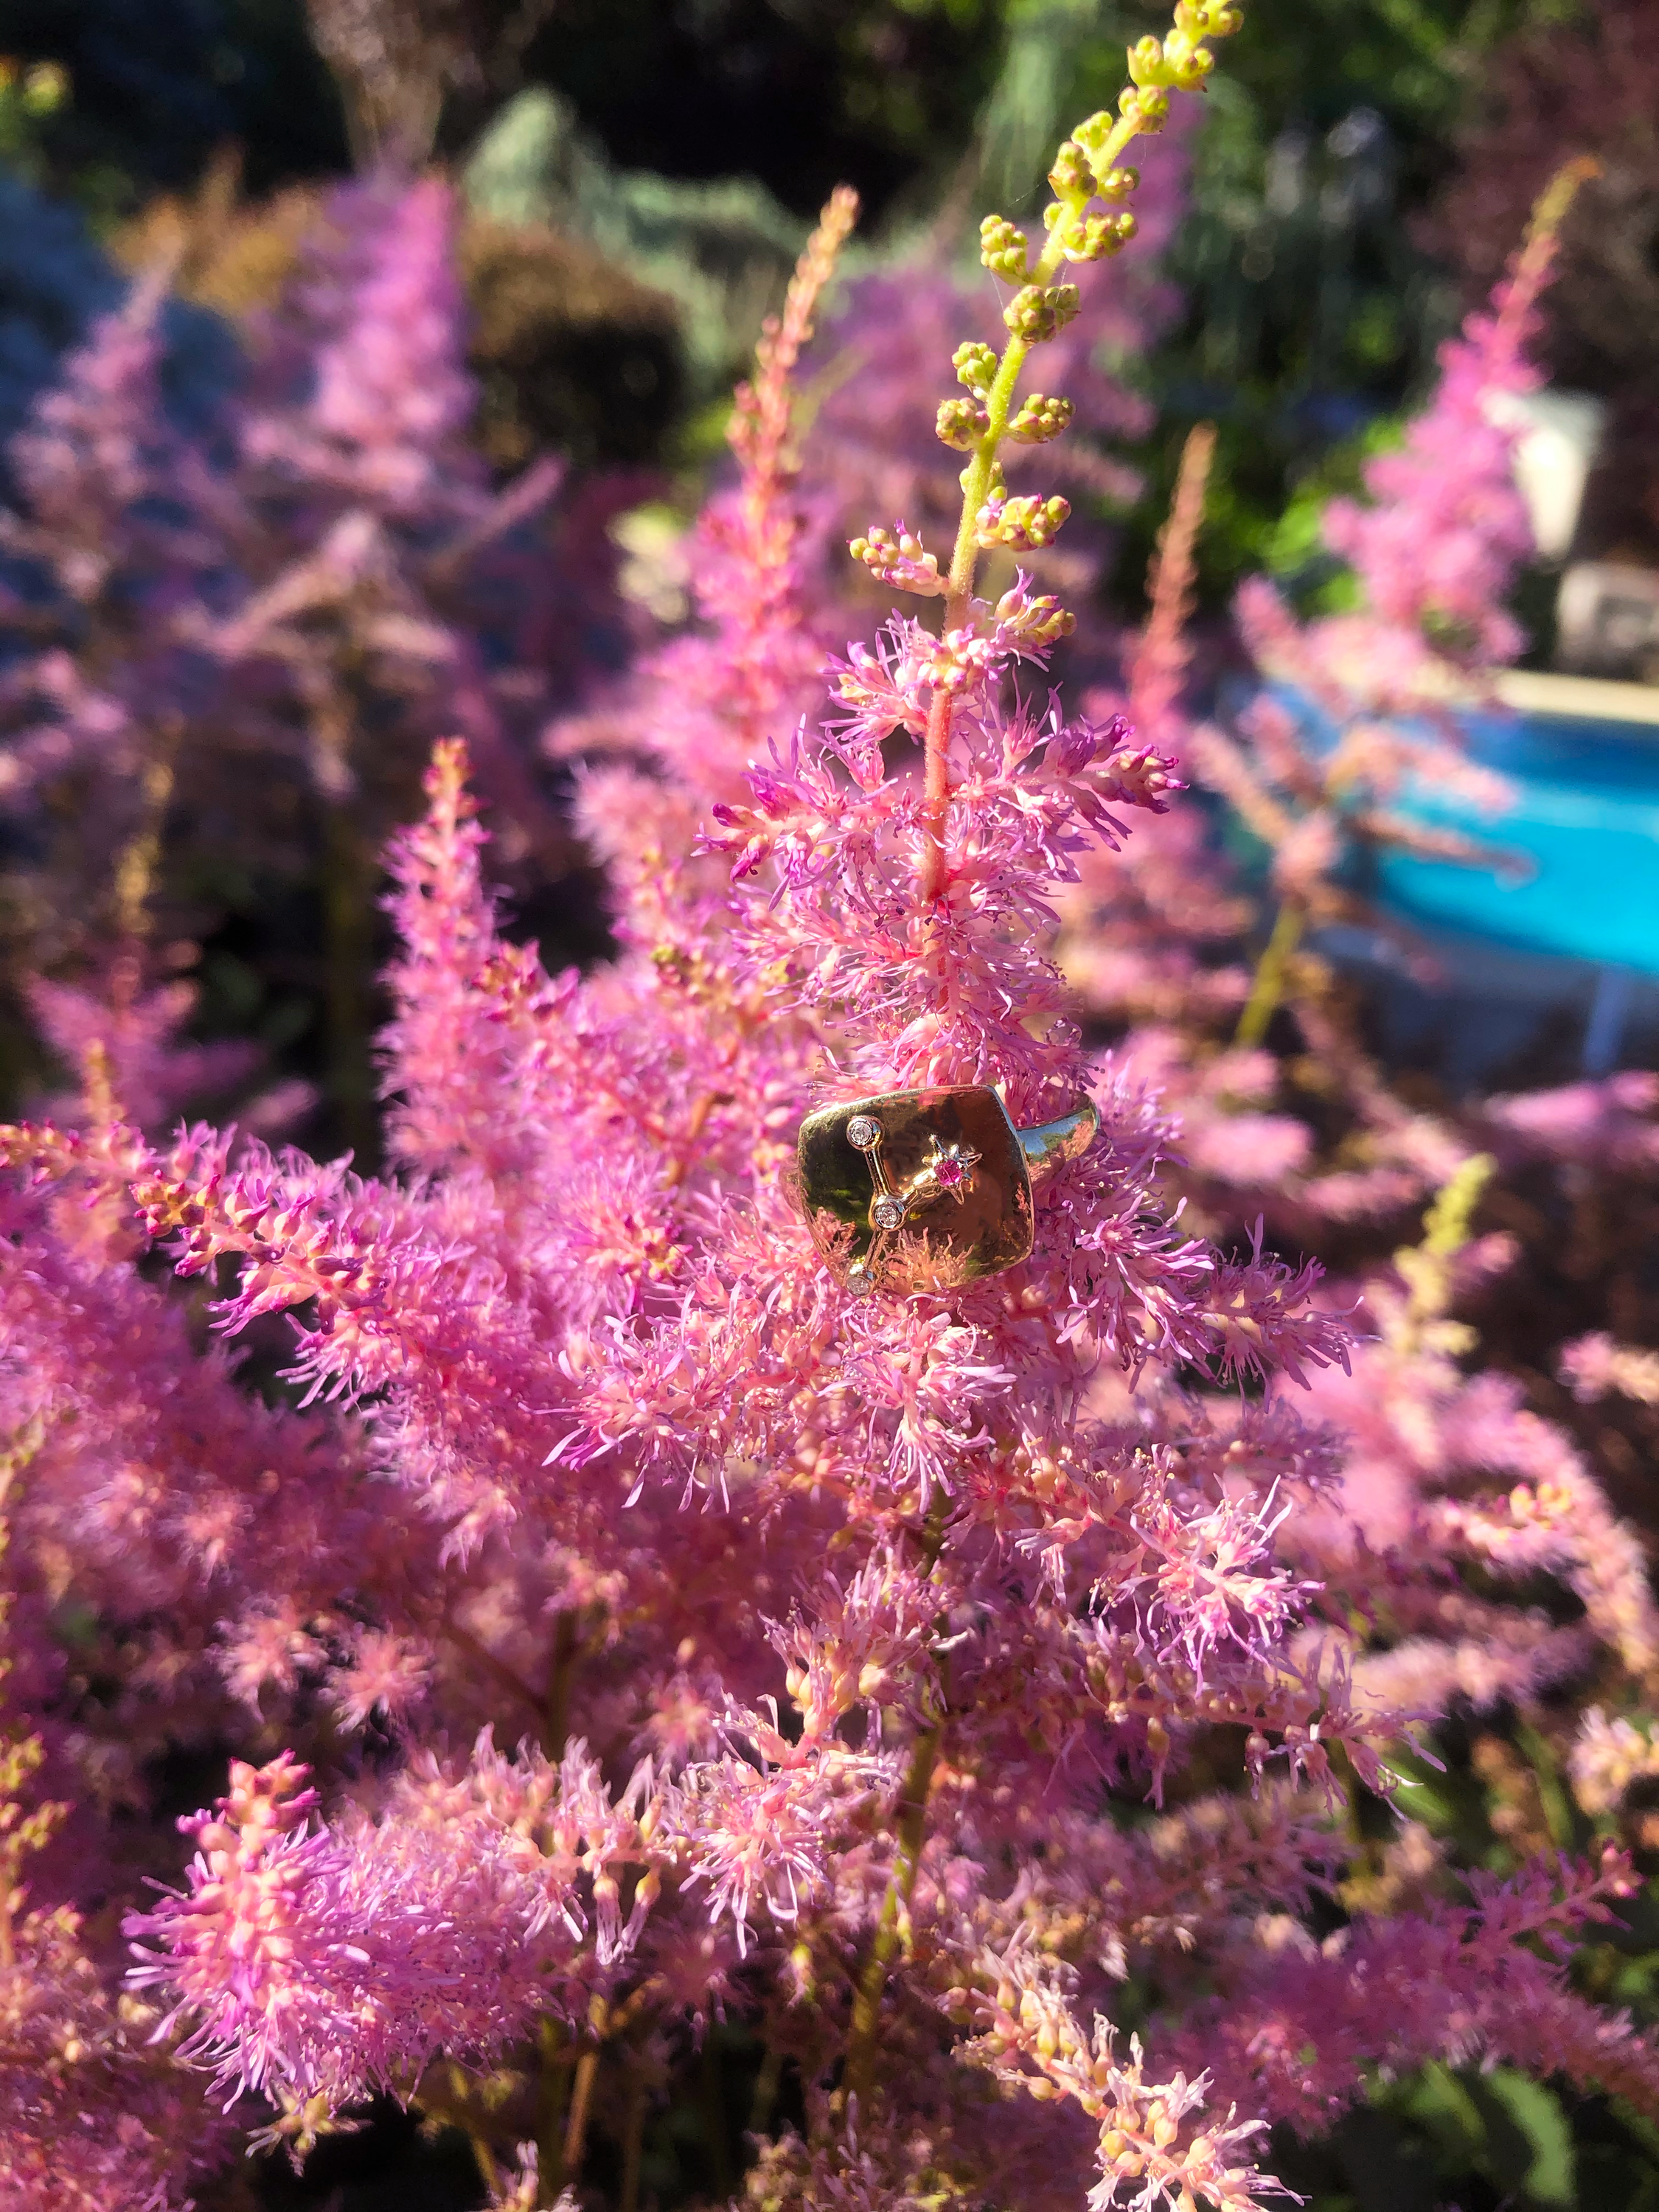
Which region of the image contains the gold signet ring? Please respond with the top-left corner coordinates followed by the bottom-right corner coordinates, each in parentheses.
top-left (795, 1085), bottom-right (1098, 1296)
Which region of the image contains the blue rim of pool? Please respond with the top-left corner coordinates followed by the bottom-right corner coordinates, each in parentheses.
top-left (1268, 673), bottom-right (1659, 980)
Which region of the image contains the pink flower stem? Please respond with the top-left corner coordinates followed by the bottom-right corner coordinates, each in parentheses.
top-left (919, 684), bottom-right (956, 905)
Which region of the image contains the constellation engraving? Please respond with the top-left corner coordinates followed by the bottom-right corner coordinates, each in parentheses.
top-left (844, 1113), bottom-right (981, 1295)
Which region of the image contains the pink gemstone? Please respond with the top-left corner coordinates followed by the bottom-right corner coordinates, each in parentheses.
top-left (935, 1155), bottom-right (964, 1188)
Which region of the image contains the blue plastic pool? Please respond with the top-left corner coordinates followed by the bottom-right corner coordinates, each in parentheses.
top-left (1376, 702), bottom-right (1659, 977)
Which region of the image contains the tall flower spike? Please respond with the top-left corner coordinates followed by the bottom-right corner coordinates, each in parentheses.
top-left (849, 0), bottom-right (1248, 903)
top-left (554, 184), bottom-right (860, 821)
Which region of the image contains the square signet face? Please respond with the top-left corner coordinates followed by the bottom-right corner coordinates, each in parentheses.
top-left (796, 1085), bottom-right (1034, 1295)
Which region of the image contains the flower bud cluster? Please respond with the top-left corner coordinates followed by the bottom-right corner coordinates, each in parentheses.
top-left (935, 396), bottom-right (991, 452)
top-left (1003, 282), bottom-right (1081, 343)
top-left (959, 1945), bottom-right (1273, 2212)
top-left (1046, 139), bottom-right (1094, 198)
top-left (979, 215), bottom-right (1032, 282)
top-left (1054, 208), bottom-right (1138, 262)
top-left (1006, 394), bottom-right (1074, 445)
top-left (1107, 0), bottom-right (1243, 130)
top-left (992, 574), bottom-right (1076, 647)
top-left (953, 341), bottom-right (998, 395)
top-left (847, 524), bottom-right (947, 597)
top-left (975, 487), bottom-right (1071, 552)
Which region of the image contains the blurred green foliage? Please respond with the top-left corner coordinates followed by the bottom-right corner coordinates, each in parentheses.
top-left (4, 0), bottom-right (347, 218)
top-left (525, 0), bottom-right (1006, 225)
top-left (1059, 0), bottom-right (1588, 611)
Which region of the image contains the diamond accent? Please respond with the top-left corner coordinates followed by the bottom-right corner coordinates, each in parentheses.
top-left (871, 1194), bottom-right (906, 1231)
top-left (846, 1115), bottom-right (881, 1151)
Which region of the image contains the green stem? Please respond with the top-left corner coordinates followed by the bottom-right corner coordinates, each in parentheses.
top-left (544, 1608), bottom-right (581, 1758)
top-left (467, 2130), bottom-right (501, 2197)
top-left (619, 2067), bottom-right (647, 2212)
top-left (748, 2041), bottom-right (785, 2136)
top-left (700, 2031), bottom-right (734, 2198)
top-left (1234, 898), bottom-right (1305, 1050)
top-left (323, 794), bottom-right (376, 1166)
top-left (561, 2046), bottom-right (600, 2194)
top-left (422, 2063), bottom-right (500, 2197)
top-left (840, 1719), bottom-right (944, 2116)
top-left (536, 2018), bottom-right (571, 2199)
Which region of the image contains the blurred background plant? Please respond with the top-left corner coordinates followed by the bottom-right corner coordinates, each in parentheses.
top-left (3, 1), bottom-right (1659, 2208)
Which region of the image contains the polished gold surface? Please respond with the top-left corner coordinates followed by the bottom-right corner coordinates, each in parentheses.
top-left (1018, 1096), bottom-right (1099, 1184)
top-left (796, 1085), bottom-right (1035, 1295)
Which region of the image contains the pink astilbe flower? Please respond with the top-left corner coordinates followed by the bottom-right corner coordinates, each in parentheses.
top-left (1320, 167), bottom-right (1586, 665)
top-left (665, 1708), bottom-right (894, 1955)
top-left (553, 187), bottom-right (862, 917)
top-left (251, 175), bottom-right (476, 513)
top-left (126, 1738), bottom-right (658, 2109)
top-left (0, 166), bottom-right (600, 1027)
top-left (0, 1879), bottom-right (226, 2212)
top-left (1560, 1331), bottom-right (1659, 1407)
top-left (1048, 167), bottom-right (1593, 1253)
top-left (1166, 1846), bottom-right (1654, 2134)
top-left (0, 1552), bottom-right (233, 2212)
top-left (1194, 166), bottom-right (1591, 971)
top-left (955, 1938), bottom-right (1281, 2212)
top-left (1568, 1708), bottom-right (1659, 1816)
top-left (4, 18), bottom-right (1657, 2205)
top-left (28, 964), bottom-right (260, 1131)
top-left (1481, 1068), bottom-right (1659, 1174)
top-left (1261, 1164), bottom-right (1659, 1722)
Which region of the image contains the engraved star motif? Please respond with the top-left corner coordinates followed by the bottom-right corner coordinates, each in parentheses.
top-left (915, 1137), bottom-right (980, 1203)
top-left (840, 1113), bottom-right (984, 1295)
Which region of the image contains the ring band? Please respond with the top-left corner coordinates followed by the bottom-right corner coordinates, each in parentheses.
top-left (795, 1085), bottom-right (1098, 1295)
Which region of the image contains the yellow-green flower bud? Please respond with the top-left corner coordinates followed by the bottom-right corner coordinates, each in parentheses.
top-left (1179, 0), bottom-right (1244, 37)
top-left (1098, 165), bottom-right (1139, 200)
top-left (936, 396), bottom-right (990, 452)
top-left (1006, 394), bottom-right (1074, 445)
top-left (1163, 27), bottom-right (1214, 87)
top-left (1047, 140), bottom-right (1093, 200)
top-left (848, 525), bottom-right (947, 597)
top-left (1127, 33), bottom-right (1174, 88)
top-left (980, 214), bottom-right (1032, 282)
top-left (953, 341), bottom-right (998, 397)
top-left (975, 490), bottom-right (1071, 552)
top-left (1062, 210), bottom-right (1138, 262)
top-left (21, 60), bottom-right (69, 114)
top-left (1003, 283), bottom-right (1080, 343)
top-left (1074, 109), bottom-right (1112, 152)
top-left (1119, 83), bottom-right (1172, 130)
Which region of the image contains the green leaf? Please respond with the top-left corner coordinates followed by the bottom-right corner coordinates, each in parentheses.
top-left (1473, 2069), bottom-right (1575, 2207)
